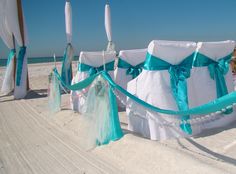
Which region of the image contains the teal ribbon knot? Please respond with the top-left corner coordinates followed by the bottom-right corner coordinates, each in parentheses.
top-left (126, 64), bottom-right (143, 79)
top-left (118, 58), bottom-right (144, 79)
top-left (79, 61), bottom-right (115, 76)
top-left (88, 66), bottom-right (104, 76)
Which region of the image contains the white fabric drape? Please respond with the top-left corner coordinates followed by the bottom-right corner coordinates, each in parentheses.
top-left (0, 0), bottom-right (14, 49)
top-left (6, 0), bottom-right (22, 46)
top-left (65, 1), bottom-right (72, 44)
top-left (6, 0), bottom-right (29, 99)
top-left (0, 0), bottom-right (15, 94)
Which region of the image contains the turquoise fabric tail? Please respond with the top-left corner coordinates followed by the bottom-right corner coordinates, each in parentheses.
top-left (61, 43), bottom-right (73, 87)
top-left (118, 58), bottom-right (144, 79)
top-left (107, 80), bottom-right (124, 142)
top-left (79, 61), bottom-right (115, 76)
top-left (1, 49), bottom-right (16, 94)
top-left (144, 53), bottom-right (195, 134)
top-left (16, 46), bottom-right (26, 86)
top-left (48, 71), bottom-right (61, 113)
top-left (194, 53), bottom-right (233, 114)
top-left (7, 49), bottom-right (16, 66)
top-left (168, 65), bottom-right (192, 134)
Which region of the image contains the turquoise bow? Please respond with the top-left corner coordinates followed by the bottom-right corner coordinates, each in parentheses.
top-left (118, 58), bottom-right (144, 79)
top-left (194, 53), bottom-right (233, 114)
top-left (168, 65), bottom-right (192, 134)
top-left (79, 61), bottom-right (115, 76)
top-left (144, 53), bottom-right (195, 134)
top-left (16, 46), bottom-right (26, 86)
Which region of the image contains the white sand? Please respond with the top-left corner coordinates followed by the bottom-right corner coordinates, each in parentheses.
top-left (0, 62), bottom-right (236, 174)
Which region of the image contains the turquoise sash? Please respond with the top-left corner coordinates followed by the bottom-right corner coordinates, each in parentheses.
top-left (61, 43), bottom-right (73, 86)
top-left (7, 49), bottom-right (16, 66)
top-left (16, 46), bottom-right (26, 86)
top-left (118, 58), bottom-right (144, 79)
top-left (194, 53), bottom-right (233, 114)
top-left (79, 61), bottom-right (115, 76)
top-left (144, 53), bottom-right (195, 134)
top-left (54, 68), bottom-right (236, 116)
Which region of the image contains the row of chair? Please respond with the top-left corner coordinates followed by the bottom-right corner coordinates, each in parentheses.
top-left (70, 40), bottom-right (236, 140)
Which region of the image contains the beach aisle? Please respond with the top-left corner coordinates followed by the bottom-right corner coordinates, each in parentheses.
top-left (0, 63), bottom-right (120, 174)
top-left (0, 63), bottom-right (236, 174)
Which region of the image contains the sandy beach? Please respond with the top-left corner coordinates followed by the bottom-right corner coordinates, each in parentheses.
top-left (0, 62), bottom-right (236, 174)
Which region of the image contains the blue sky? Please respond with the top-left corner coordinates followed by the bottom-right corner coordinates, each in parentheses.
top-left (0, 0), bottom-right (236, 58)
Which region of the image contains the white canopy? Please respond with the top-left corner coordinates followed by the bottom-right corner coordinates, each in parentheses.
top-left (6, 0), bottom-right (28, 47)
top-left (0, 0), bottom-right (14, 49)
top-left (0, 0), bottom-right (15, 94)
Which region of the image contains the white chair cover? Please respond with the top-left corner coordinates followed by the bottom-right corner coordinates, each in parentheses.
top-left (70, 51), bottom-right (116, 112)
top-left (190, 40), bottom-right (236, 130)
top-left (114, 49), bottom-right (147, 109)
top-left (126, 40), bottom-right (198, 140)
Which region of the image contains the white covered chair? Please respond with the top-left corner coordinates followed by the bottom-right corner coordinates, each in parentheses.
top-left (126, 40), bottom-right (199, 140)
top-left (190, 40), bottom-right (236, 129)
top-left (114, 48), bottom-right (147, 109)
top-left (70, 51), bottom-right (116, 112)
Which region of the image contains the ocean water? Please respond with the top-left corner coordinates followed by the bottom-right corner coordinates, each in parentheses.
top-left (0, 56), bottom-right (79, 67)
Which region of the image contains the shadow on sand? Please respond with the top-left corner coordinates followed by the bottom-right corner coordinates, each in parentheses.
top-left (24, 89), bottom-right (48, 99)
top-left (0, 88), bottom-right (48, 103)
top-left (185, 138), bottom-right (236, 166)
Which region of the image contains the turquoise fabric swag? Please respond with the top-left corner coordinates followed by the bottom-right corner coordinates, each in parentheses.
top-left (143, 52), bottom-right (195, 134)
top-left (118, 58), bottom-right (144, 79)
top-left (53, 68), bottom-right (236, 144)
top-left (79, 60), bottom-right (115, 76)
top-left (194, 52), bottom-right (233, 114)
